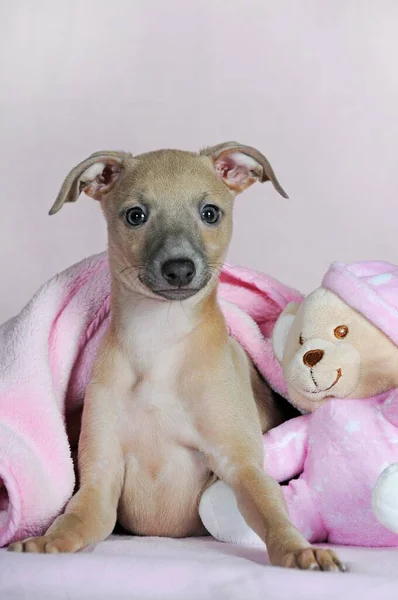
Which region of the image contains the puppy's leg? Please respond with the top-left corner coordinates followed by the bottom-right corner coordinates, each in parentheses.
top-left (201, 367), bottom-right (344, 572)
top-left (207, 436), bottom-right (343, 570)
top-left (9, 384), bottom-right (124, 553)
top-left (233, 465), bottom-right (344, 570)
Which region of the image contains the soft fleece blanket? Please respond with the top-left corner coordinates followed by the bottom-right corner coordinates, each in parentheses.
top-left (1, 536), bottom-right (398, 600)
top-left (0, 252), bottom-right (303, 547)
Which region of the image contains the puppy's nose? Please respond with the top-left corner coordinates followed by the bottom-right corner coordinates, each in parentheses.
top-left (303, 349), bottom-right (324, 368)
top-left (161, 259), bottom-right (196, 287)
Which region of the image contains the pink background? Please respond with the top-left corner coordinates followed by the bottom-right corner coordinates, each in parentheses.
top-left (1, 0), bottom-right (398, 321)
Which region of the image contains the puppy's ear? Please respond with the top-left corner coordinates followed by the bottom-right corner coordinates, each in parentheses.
top-left (49, 151), bottom-right (128, 215)
top-left (201, 142), bottom-right (288, 197)
top-left (272, 302), bottom-right (300, 363)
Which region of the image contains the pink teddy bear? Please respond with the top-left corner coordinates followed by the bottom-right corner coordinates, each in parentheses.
top-left (199, 261), bottom-right (398, 546)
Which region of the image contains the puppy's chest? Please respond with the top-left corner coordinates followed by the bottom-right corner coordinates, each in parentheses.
top-left (118, 315), bottom-right (206, 484)
top-left (117, 341), bottom-right (210, 537)
top-left (120, 355), bottom-right (201, 453)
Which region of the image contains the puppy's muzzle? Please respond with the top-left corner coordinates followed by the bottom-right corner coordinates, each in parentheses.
top-left (161, 259), bottom-right (196, 288)
top-left (141, 233), bottom-right (210, 301)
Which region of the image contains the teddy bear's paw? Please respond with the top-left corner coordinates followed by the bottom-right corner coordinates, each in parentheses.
top-left (199, 480), bottom-right (262, 545)
top-left (372, 463), bottom-right (398, 533)
top-left (281, 548), bottom-right (346, 572)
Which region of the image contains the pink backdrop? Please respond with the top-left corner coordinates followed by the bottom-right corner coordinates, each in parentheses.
top-left (1, 0), bottom-right (398, 320)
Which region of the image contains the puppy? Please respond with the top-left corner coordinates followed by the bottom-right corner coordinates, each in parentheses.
top-left (9, 143), bottom-right (343, 570)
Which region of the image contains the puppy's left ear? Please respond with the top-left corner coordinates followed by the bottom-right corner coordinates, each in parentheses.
top-left (201, 142), bottom-right (288, 197)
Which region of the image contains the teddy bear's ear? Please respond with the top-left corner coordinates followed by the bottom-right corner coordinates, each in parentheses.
top-left (272, 302), bottom-right (300, 363)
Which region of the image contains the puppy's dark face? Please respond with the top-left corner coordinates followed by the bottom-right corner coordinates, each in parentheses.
top-left (104, 150), bottom-right (234, 301)
top-left (50, 143), bottom-right (287, 302)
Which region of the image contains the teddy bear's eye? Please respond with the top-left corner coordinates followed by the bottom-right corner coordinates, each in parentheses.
top-left (299, 334), bottom-right (304, 345)
top-left (334, 325), bottom-right (349, 339)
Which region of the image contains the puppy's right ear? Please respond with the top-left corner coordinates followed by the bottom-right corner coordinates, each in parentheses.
top-left (49, 151), bottom-right (128, 215)
top-left (272, 302), bottom-right (300, 363)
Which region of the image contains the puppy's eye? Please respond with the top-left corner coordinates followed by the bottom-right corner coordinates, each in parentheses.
top-left (299, 334), bottom-right (304, 345)
top-left (200, 204), bottom-right (221, 225)
top-left (125, 207), bottom-right (148, 228)
top-left (334, 325), bottom-right (348, 339)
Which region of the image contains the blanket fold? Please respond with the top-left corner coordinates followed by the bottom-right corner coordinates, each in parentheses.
top-left (0, 252), bottom-right (302, 546)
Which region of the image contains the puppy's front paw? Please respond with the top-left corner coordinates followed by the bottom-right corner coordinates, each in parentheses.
top-left (281, 547), bottom-right (346, 572)
top-left (8, 533), bottom-right (83, 554)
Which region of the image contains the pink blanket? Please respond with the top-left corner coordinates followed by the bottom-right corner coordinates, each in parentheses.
top-left (0, 252), bottom-right (302, 547)
top-left (2, 536), bottom-right (398, 599)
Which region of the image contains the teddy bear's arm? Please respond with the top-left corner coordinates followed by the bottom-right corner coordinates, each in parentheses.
top-left (264, 415), bottom-right (311, 482)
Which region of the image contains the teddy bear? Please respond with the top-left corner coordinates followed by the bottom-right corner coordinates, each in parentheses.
top-left (199, 261), bottom-right (398, 546)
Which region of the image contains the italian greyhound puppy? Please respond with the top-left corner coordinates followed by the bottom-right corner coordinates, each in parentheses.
top-left (9, 143), bottom-right (344, 570)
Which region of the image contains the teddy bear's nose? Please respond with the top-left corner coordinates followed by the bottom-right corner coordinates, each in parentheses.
top-left (303, 349), bottom-right (324, 368)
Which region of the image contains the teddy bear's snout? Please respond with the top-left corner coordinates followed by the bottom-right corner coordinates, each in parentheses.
top-left (287, 337), bottom-right (362, 408)
top-left (303, 349), bottom-right (324, 368)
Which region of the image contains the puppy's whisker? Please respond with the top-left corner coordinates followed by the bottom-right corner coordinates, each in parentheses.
top-left (208, 263), bottom-right (224, 278)
top-left (115, 264), bottom-right (147, 294)
top-left (117, 265), bottom-right (143, 278)
top-left (179, 300), bottom-right (188, 318)
top-left (207, 268), bottom-right (222, 287)
top-left (209, 262), bottom-right (248, 277)
top-left (167, 300), bottom-right (173, 323)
